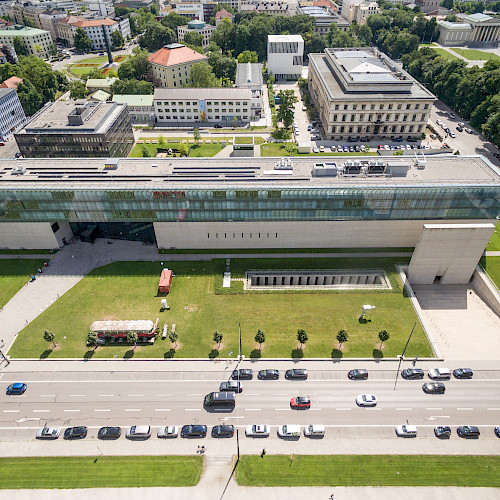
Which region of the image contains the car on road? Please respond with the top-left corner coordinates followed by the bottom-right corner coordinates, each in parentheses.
top-left (449, 132), bottom-right (456, 138)
top-left (232, 369), bottom-right (253, 380)
top-left (396, 425), bottom-right (417, 437)
top-left (220, 381), bottom-right (243, 393)
top-left (36, 427), bottom-right (61, 440)
top-left (428, 368), bottom-right (451, 379)
top-left (214, 123), bottom-right (223, 128)
top-left (422, 382), bottom-right (446, 394)
top-left (356, 394), bottom-right (377, 407)
top-left (126, 425), bottom-right (151, 439)
top-left (98, 426), bottom-right (121, 440)
top-left (258, 369), bottom-right (279, 380)
top-left (294, 129), bottom-right (299, 136)
top-left (456, 126), bottom-right (463, 132)
top-left (6, 383), bottom-right (26, 395)
top-left (246, 424), bottom-right (270, 437)
top-left (401, 368), bottom-right (424, 380)
top-left (278, 424), bottom-right (301, 438)
top-left (343, 146), bottom-right (349, 152)
top-left (157, 426), bottom-right (179, 438)
top-left (457, 425), bottom-right (480, 438)
top-left (285, 369), bottom-right (308, 380)
top-left (15, 153), bottom-right (22, 158)
top-left (330, 145), bottom-right (336, 152)
top-left (465, 128), bottom-right (473, 134)
top-left (98, 52), bottom-right (105, 56)
top-left (453, 368), bottom-right (473, 379)
top-left (290, 396), bottom-right (311, 409)
top-left (434, 426), bottom-right (451, 438)
top-left (319, 145), bottom-right (324, 152)
top-left (312, 146), bottom-right (319, 153)
top-left (0, 142), bottom-right (4, 146)
top-left (211, 425), bottom-right (234, 438)
top-left (64, 426), bottom-right (88, 440)
top-left (304, 424), bottom-right (325, 437)
top-left (348, 369), bottom-right (368, 380)
top-left (495, 426), bottom-right (500, 438)
top-left (181, 425), bottom-right (207, 438)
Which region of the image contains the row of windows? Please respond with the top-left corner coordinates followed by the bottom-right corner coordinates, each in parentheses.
top-left (331, 124), bottom-right (424, 134)
top-left (157, 115), bottom-right (249, 120)
top-left (332, 113), bottom-right (427, 123)
top-left (333, 102), bottom-right (430, 111)
top-left (157, 108), bottom-right (249, 113)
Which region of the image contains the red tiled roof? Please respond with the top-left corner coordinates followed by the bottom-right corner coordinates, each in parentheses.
top-left (0, 76), bottom-right (23, 89)
top-left (216, 8), bottom-right (232, 18)
top-left (148, 45), bottom-right (207, 68)
top-left (58, 15), bottom-right (85, 25)
top-left (72, 18), bottom-right (117, 27)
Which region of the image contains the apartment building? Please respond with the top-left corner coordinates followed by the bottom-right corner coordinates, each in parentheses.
top-left (177, 20), bottom-right (214, 49)
top-left (267, 34), bottom-right (304, 80)
top-left (239, 0), bottom-right (289, 15)
top-left (0, 88), bottom-right (26, 141)
top-left (0, 26), bottom-right (53, 58)
top-left (154, 87), bottom-right (252, 126)
top-left (148, 43), bottom-right (208, 88)
top-left (308, 47), bottom-right (436, 140)
top-left (39, 9), bottom-right (66, 41)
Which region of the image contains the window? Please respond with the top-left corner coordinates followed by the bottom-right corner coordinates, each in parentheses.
top-left (424, 104), bottom-right (429, 109)
top-left (333, 114), bottom-right (337, 121)
top-left (371, 104), bottom-right (375, 110)
top-left (353, 104), bottom-right (357, 110)
top-left (361, 104), bottom-right (366, 110)
top-left (341, 115), bottom-right (346, 122)
top-left (335, 104), bottom-right (339, 110)
top-left (379, 104), bottom-right (384, 110)
top-left (344, 104), bottom-right (348, 110)
top-left (397, 104), bottom-right (402, 110)
top-left (388, 104), bottom-right (393, 110)
top-left (415, 104), bottom-right (420, 110)
top-left (360, 114), bottom-right (364, 121)
top-left (406, 104), bottom-right (411, 110)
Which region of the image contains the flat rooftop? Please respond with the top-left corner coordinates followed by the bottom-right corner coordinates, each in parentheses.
top-left (0, 155), bottom-right (499, 189)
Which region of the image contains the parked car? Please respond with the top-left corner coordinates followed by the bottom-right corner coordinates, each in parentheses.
top-left (307, 124), bottom-right (312, 131)
top-left (6, 383), bottom-right (26, 395)
top-left (126, 425), bottom-right (151, 439)
top-left (348, 369), bottom-right (368, 380)
top-left (285, 369), bottom-right (308, 380)
top-left (98, 426), bottom-right (121, 440)
top-left (312, 146), bottom-right (319, 153)
top-left (393, 137), bottom-right (403, 142)
top-left (64, 426), bottom-right (88, 440)
top-left (245, 424), bottom-right (270, 437)
top-left (456, 126), bottom-right (463, 132)
top-left (304, 424), bottom-right (325, 437)
top-left (211, 425), bottom-right (234, 438)
top-left (220, 381), bottom-right (243, 393)
top-left (277, 424), bottom-right (301, 438)
top-left (330, 145), bottom-right (337, 152)
top-left (457, 425), bottom-right (480, 438)
top-left (343, 146), bottom-right (349, 152)
top-left (465, 128), bottom-right (473, 134)
top-left (356, 394), bottom-right (377, 407)
top-left (157, 426), bottom-right (179, 438)
top-left (232, 369), bottom-right (253, 380)
top-left (181, 425), bottom-right (207, 438)
top-left (453, 368), bottom-right (473, 379)
top-left (495, 426), bottom-right (500, 438)
top-left (422, 382), bottom-right (446, 394)
top-left (0, 142), bottom-right (5, 146)
top-left (36, 427), bottom-right (61, 440)
top-left (396, 425), bottom-right (417, 437)
top-left (407, 137), bottom-right (417, 142)
top-left (348, 146), bottom-right (354, 152)
top-left (319, 145), bottom-right (324, 152)
top-left (290, 396), bottom-right (311, 409)
top-left (214, 124), bottom-right (223, 129)
top-left (428, 368), bottom-right (451, 379)
top-left (449, 132), bottom-right (456, 138)
top-left (258, 369), bottom-right (279, 380)
top-left (434, 426), bottom-right (451, 438)
top-left (401, 368), bottom-right (424, 380)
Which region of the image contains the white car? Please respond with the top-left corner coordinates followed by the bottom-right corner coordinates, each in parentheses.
top-left (157, 426), bottom-right (179, 438)
top-left (330, 145), bottom-right (336, 152)
top-left (312, 146), bottom-right (319, 153)
top-left (245, 424), bottom-right (270, 437)
top-left (449, 132), bottom-right (456, 138)
top-left (277, 424), bottom-right (301, 437)
top-left (36, 427), bottom-right (61, 439)
top-left (126, 425), bottom-right (151, 439)
top-left (304, 424), bottom-right (325, 437)
top-left (356, 394), bottom-right (377, 407)
top-left (428, 368), bottom-right (451, 379)
top-left (436, 119), bottom-right (443, 126)
top-left (396, 425), bottom-right (417, 437)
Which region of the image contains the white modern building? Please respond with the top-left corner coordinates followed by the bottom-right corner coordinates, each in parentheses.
top-left (0, 26), bottom-right (53, 58)
top-left (0, 88), bottom-right (26, 141)
top-left (235, 62), bottom-right (263, 119)
top-left (267, 34), bottom-right (304, 80)
top-left (154, 87), bottom-right (252, 126)
top-left (177, 20), bottom-right (215, 49)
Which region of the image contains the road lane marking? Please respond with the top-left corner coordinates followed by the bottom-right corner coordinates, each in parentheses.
top-left (99, 395), bottom-right (114, 397)
top-left (426, 408), bottom-right (443, 411)
top-left (64, 409), bottom-right (80, 413)
top-left (3, 410), bottom-right (19, 413)
top-left (40, 395), bottom-right (56, 398)
top-left (335, 408), bottom-right (352, 411)
top-left (457, 408), bottom-right (473, 411)
top-left (245, 408), bottom-right (261, 411)
top-left (274, 408), bottom-right (289, 411)
top-left (94, 409), bottom-right (110, 412)
top-left (33, 410), bottom-right (50, 413)
top-left (487, 408), bottom-right (500, 411)
top-left (125, 409), bottom-right (141, 412)
top-left (185, 409), bottom-right (201, 412)
top-left (154, 409), bottom-right (171, 412)
top-left (69, 395), bottom-right (85, 397)
top-left (186, 394), bottom-right (202, 396)
top-left (396, 408), bottom-right (412, 411)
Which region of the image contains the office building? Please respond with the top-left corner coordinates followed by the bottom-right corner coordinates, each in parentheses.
top-left (39, 9), bottom-right (66, 41)
top-left (0, 88), bottom-right (26, 141)
top-left (67, 18), bottom-right (122, 51)
top-left (235, 62), bottom-right (263, 119)
top-left (0, 155), bottom-right (498, 252)
top-left (308, 47), bottom-right (436, 141)
top-left (15, 99), bottom-right (134, 158)
top-left (148, 43), bottom-right (208, 88)
top-left (112, 94), bottom-right (154, 125)
top-left (80, 0), bottom-right (115, 17)
top-left (239, 0), bottom-right (289, 15)
top-left (342, 1), bottom-right (379, 24)
top-left (0, 26), bottom-right (53, 58)
top-left (177, 20), bottom-right (215, 49)
top-left (267, 34), bottom-right (304, 80)
top-left (297, 5), bottom-right (349, 35)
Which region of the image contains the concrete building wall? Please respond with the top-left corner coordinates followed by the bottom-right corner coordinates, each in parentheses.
top-left (153, 219), bottom-right (492, 249)
top-left (0, 222), bottom-right (60, 249)
top-left (407, 223), bottom-right (495, 285)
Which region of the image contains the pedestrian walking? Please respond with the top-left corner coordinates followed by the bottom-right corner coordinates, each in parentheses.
top-left (329, 494), bottom-right (334, 500)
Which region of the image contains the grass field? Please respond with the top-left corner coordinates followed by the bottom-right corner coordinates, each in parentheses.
top-left (450, 48), bottom-right (500, 61)
top-left (260, 143), bottom-right (377, 157)
top-left (129, 138), bottom-right (225, 158)
top-left (158, 247), bottom-right (413, 255)
top-left (235, 455), bottom-right (500, 487)
top-left (0, 456), bottom-right (202, 489)
top-left (0, 259), bottom-right (46, 308)
top-left (487, 221), bottom-right (500, 251)
top-left (481, 256), bottom-right (500, 289)
top-left (427, 48), bottom-right (460, 60)
top-left (8, 258), bottom-right (431, 359)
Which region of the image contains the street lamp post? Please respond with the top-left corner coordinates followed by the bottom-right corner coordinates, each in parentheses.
top-left (394, 322), bottom-right (417, 390)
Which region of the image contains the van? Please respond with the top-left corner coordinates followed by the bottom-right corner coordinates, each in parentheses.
top-left (396, 425), bottom-right (417, 437)
top-left (278, 424), bottom-right (301, 437)
top-left (204, 391), bottom-right (235, 407)
top-left (304, 424), bottom-right (325, 437)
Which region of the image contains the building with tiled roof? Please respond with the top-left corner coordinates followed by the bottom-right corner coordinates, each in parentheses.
top-left (0, 76), bottom-right (23, 89)
top-left (148, 43), bottom-right (208, 88)
top-left (215, 8), bottom-right (232, 26)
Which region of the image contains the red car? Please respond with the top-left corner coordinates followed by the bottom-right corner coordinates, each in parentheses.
top-left (290, 396), bottom-right (311, 409)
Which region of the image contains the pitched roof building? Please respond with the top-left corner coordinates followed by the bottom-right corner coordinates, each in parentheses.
top-left (0, 76), bottom-right (23, 89)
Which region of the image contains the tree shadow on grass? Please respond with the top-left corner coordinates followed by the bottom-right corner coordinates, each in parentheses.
top-left (291, 348), bottom-right (304, 359)
top-left (372, 348), bottom-right (383, 360)
top-left (164, 349), bottom-right (175, 359)
top-left (331, 348), bottom-right (343, 359)
top-left (359, 318), bottom-right (371, 324)
top-left (39, 349), bottom-right (52, 359)
top-left (83, 350), bottom-right (95, 360)
top-left (250, 349), bottom-right (262, 359)
top-left (208, 349), bottom-right (219, 359)
top-left (123, 349), bottom-right (134, 359)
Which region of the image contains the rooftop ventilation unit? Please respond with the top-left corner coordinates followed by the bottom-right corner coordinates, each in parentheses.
top-left (11, 164), bottom-right (26, 175)
top-left (104, 158), bottom-right (119, 170)
top-left (275, 157), bottom-right (293, 170)
top-left (414, 151), bottom-right (427, 169)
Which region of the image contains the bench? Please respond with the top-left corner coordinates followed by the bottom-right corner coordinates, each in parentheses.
top-left (162, 324), bottom-right (168, 339)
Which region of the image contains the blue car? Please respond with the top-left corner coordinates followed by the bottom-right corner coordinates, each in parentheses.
top-left (6, 383), bottom-right (27, 395)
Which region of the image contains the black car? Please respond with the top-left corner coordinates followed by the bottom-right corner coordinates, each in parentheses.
top-left (453, 368), bottom-right (473, 379)
top-left (422, 382), bottom-right (446, 394)
top-left (407, 137), bottom-right (417, 142)
top-left (456, 126), bottom-right (463, 132)
top-left (232, 369), bottom-right (253, 380)
top-left (401, 368), bottom-right (424, 380)
top-left (211, 425), bottom-right (234, 438)
top-left (285, 369), bottom-right (308, 380)
top-left (214, 123), bottom-right (223, 128)
top-left (495, 426), bottom-right (500, 438)
top-left (348, 369), bottom-right (368, 380)
top-left (393, 137), bottom-right (403, 142)
top-left (64, 426), bottom-right (88, 440)
top-left (434, 426), bottom-right (451, 438)
top-left (258, 369), bottom-right (279, 380)
top-left (181, 425), bottom-right (207, 438)
top-left (220, 381), bottom-right (243, 393)
top-left (98, 426), bottom-right (121, 440)
top-left (457, 425), bottom-right (480, 438)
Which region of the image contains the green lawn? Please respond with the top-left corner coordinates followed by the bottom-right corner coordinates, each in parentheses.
top-left (450, 48), bottom-right (500, 61)
top-left (236, 455), bottom-right (500, 487)
top-left (0, 249), bottom-right (53, 254)
top-left (0, 456), bottom-right (202, 489)
top-left (159, 247), bottom-right (413, 255)
top-left (487, 221), bottom-right (500, 251)
top-left (427, 48), bottom-right (460, 60)
top-left (481, 256), bottom-right (500, 289)
top-left (260, 143), bottom-right (377, 157)
top-left (129, 138), bottom-right (225, 158)
top-left (9, 258), bottom-right (431, 359)
top-left (0, 259), bottom-right (46, 308)
top-left (69, 65), bottom-right (100, 76)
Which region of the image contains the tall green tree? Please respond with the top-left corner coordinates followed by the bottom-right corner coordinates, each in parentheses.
top-left (69, 80), bottom-right (88, 99)
top-left (110, 79), bottom-right (154, 94)
top-left (337, 329), bottom-right (348, 349)
top-left (211, 18), bottom-right (235, 53)
top-left (276, 89), bottom-right (298, 129)
top-left (255, 329), bottom-right (265, 350)
top-left (13, 37), bottom-right (27, 56)
top-left (183, 31), bottom-right (204, 47)
top-left (127, 331), bottom-right (138, 349)
top-left (111, 29), bottom-right (125, 49)
top-left (188, 61), bottom-right (219, 87)
top-left (378, 330), bottom-right (389, 349)
top-left (117, 48), bottom-right (150, 80)
top-left (139, 22), bottom-right (175, 51)
top-left (297, 329), bottom-right (308, 350)
top-left (193, 128), bottom-right (201, 145)
top-left (213, 330), bottom-right (223, 348)
top-left (44, 330), bottom-right (56, 349)
top-left (237, 50), bottom-right (258, 63)
top-left (162, 12), bottom-right (190, 32)
top-left (74, 27), bottom-right (93, 53)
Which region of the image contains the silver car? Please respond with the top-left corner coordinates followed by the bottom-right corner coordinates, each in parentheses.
top-left (245, 424), bottom-right (270, 437)
top-left (36, 427), bottom-right (61, 439)
top-left (157, 426), bottom-right (179, 438)
top-left (126, 425), bottom-right (151, 439)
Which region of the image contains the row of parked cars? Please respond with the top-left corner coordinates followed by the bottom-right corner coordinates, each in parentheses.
top-left (396, 425), bottom-right (497, 439)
